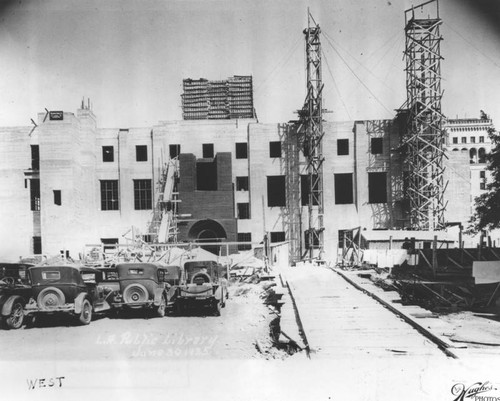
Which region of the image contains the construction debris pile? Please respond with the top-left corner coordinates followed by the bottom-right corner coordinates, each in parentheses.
top-left (368, 247), bottom-right (500, 312)
top-left (181, 75), bottom-right (255, 120)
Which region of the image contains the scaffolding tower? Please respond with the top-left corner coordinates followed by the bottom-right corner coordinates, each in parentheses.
top-left (281, 123), bottom-right (302, 262)
top-left (296, 12), bottom-right (325, 259)
top-left (148, 158), bottom-right (180, 243)
top-left (404, 0), bottom-right (447, 230)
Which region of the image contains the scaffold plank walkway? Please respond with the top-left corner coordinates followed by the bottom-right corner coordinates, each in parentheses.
top-left (280, 266), bottom-right (449, 359)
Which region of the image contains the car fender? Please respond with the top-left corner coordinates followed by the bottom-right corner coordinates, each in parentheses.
top-left (213, 285), bottom-right (222, 301)
top-left (0, 294), bottom-right (9, 310)
top-left (1, 295), bottom-right (25, 316)
top-left (74, 293), bottom-right (89, 314)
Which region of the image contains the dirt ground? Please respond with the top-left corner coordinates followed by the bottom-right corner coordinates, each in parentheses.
top-left (0, 281), bottom-right (288, 361)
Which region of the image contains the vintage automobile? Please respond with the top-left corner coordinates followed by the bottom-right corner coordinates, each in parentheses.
top-left (109, 262), bottom-right (179, 316)
top-left (0, 263), bottom-right (33, 329)
top-left (176, 260), bottom-right (228, 316)
top-left (24, 265), bottom-right (111, 325)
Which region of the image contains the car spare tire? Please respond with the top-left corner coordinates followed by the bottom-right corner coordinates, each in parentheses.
top-left (123, 283), bottom-right (148, 304)
top-left (37, 287), bottom-right (66, 310)
top-left (191, 272), bottom-right (211, 285)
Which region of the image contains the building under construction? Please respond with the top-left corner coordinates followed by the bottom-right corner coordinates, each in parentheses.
top-left (181, 76), bottom-right (255, 120)
top-left (0, 1), bottom-right (495, 264)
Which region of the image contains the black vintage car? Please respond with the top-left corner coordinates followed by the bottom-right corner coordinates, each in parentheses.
top-left (176, 260), bottom-right (228, 316)
top-left (24, 265), bottom-right (111, 325)
top-left (0, 263), bottom-right (33, 329)
top-left (109, 262), bottom-right (179, 316)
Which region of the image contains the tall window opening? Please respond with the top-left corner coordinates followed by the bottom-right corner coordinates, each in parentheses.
top-left (267, 176), bottom-right (286, 207)
top-left (100, 180), bottom-right (119, 210)
top-left (334, 173), bottom-right (354, 204)
top-left (368, 172), bottom-right (387, 203)
top-left (133, 179), bottom-right (152, 210)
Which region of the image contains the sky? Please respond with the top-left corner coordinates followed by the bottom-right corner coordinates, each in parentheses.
top-left (1, 0), bottom-right (500, 128)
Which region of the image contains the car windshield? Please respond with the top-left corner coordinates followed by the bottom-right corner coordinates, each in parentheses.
top-left (81, 273), bottom-right (96, 283)
top-left (103, 271), bottom-right (118, 280)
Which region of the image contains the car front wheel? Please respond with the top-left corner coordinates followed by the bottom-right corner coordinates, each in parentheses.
top-left (5, 301), bottom-right (24, 330)
top-left (78, 299), bottom-right (92, 325)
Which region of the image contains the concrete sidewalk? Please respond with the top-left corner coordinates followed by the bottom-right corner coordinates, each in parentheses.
top-left (279, 265), bottom-right (447, 359)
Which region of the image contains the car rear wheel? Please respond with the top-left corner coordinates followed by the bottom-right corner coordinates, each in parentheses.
top-left (154, 294), bottom-right (166, 317)
top-left (78, 299), bottom-right (92, 325)
top-left (37, 287), bottom-right (65, 310)
top-left (5, 301), bottom-right (24, 330)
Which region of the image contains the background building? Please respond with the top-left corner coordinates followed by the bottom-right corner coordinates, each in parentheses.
top-left (181, 76), bottom-right (255, 120)
top-left (444, 115), bottom-right (494, 216)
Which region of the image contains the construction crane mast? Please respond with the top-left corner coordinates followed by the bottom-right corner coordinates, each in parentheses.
top-left (404, 0), bottom-right (447, 230)
top-left (297, 11), bottom-right (325, 259)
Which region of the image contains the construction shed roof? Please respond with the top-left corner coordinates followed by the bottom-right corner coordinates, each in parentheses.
top-left (361, 230), bottom-right (455, 243)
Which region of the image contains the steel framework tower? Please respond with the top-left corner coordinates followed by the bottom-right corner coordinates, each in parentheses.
top-left (297, 12), bottom-right (325, 259)
top-left (404, 0), bottom-right (447, 230)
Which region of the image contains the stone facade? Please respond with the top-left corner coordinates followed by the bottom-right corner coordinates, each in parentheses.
top-left (0, 106), bottom-right (478, 262)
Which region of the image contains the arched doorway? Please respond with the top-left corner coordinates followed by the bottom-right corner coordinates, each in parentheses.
top-left (188, 219), bottom-right (227, 255)
top-left (469, 148), bottom-right (477, 164)
top-left (479, 148), bottom-right (486, 164)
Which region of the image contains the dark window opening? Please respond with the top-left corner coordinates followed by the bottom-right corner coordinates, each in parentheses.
top-left (338, 230), bottom-right (353, 249)
top-left (368, 172), bottom-right (387, 203)
top-left (235, 143), bottom-right (248, 159)
top-left (169, 144), bottom-right (181, 159)
top-left (237, 203), bottom-right (250, 219)
top-left (196, 160), bottom-right (217, 190)
top-left (267, 176), bottom-right (286, 207)
top-left (371, 137), bottom-right (383, 155)
top-left (100, 180), bottom-right (119, 210)
top-left (133, 179), bottom-right (152, 210)
top-left (53, 190), bottom-right (61, 206)
top-left (270, 231), bottom-right (285, 243)
top-left (237, 233), bottom-right (252, 251)
top-left (136, 145), bottom-right (148, 162)
top-left (202, 143), bottom-right (214, 158)
top-left (479, 136), bottom-right (485, 143)
top-left (305, 229), bottom-right (320, 249)
top-left (33, 236), bottom-right (42, 255)
top-left (49, 111), bottom-right (63, 120)
top-left (142, 235), bottom-right (152, 243)
top-left (101, 238), bottom-right (118, 253)
top-left (452, 137), bottom-right (458, 144)
top-left (269, 141), bottom-right (281, 158)
top-left (301, 174), bottom-right (319, 206)
top-left (480, 182), bottom-right (486, 190)
top-left (102, 146), bottom-right (114, 162)
top-left (31, 145), bottom-right (39, 170)
top-left (337, 139), bottom-right (349, 156)
top-left (480, 170), bottom-right (486, 179)
top-left (30, 179), bottom-right (40, 211)
top-left (461, 137), bottom-right (466, 144)
top-left (236, 176), bottom-right (249, 191)
top-left (334, 173), bottom-right (354, 204)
